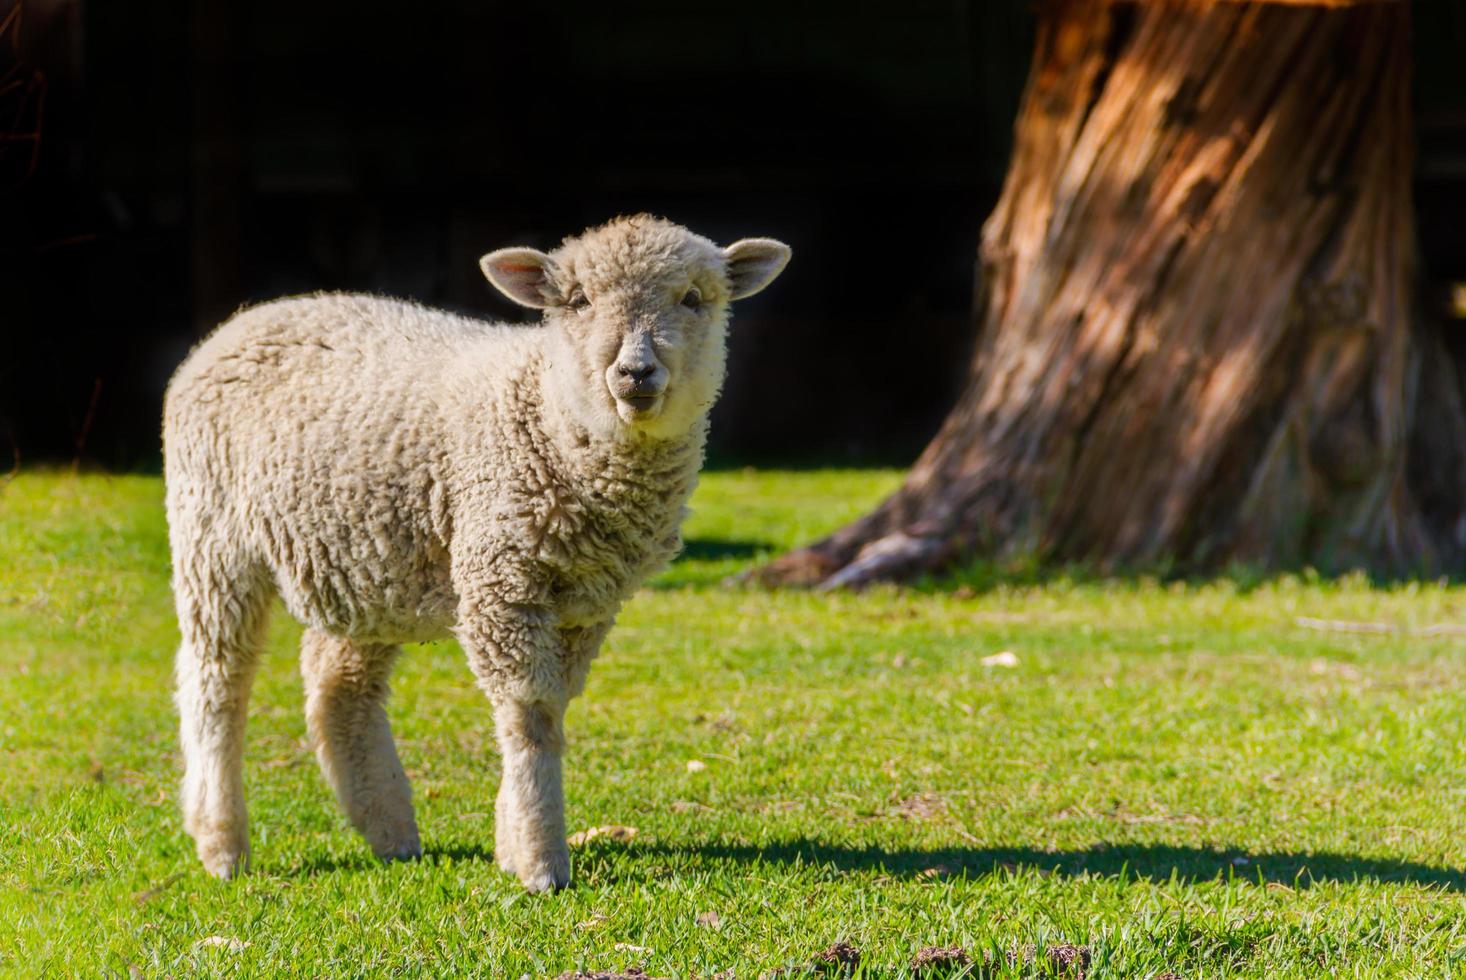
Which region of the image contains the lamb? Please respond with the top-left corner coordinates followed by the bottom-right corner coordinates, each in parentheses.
top-left (163, 215), bottom-right (790, 891)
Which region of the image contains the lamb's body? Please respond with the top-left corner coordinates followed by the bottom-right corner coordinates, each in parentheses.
top-left (167, 293), bottom-right (693, 669)
top-left (164, 217), bottom-right (789, 890)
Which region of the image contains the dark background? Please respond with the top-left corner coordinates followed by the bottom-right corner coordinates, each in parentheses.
top-left (3, 1), bottom-right (1464, 470)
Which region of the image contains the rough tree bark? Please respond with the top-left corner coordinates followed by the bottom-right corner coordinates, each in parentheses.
top-left (755, 0), bottom-right (1466, 589)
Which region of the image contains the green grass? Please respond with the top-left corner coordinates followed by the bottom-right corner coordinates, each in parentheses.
top-left (3, 468), bottom-right (1466, 977)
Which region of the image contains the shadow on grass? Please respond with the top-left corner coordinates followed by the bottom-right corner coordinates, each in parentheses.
top-left (678, 536), bottom-right (1463, 596)
top-left (631, 839), bottom-right (1466, 891)
top-left (674, 537), bottom-right (772, 563)
top-left (728, 553), bottom-right (1466, 598)
top-left (273, 838), bottom-right (1466, 892)
top-left (648, 536), bottom-right (777, 588)
top-left (917, 560), bottom-right (1466, 598)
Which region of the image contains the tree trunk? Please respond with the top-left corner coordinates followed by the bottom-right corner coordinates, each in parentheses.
top-left (755, 0), bottom-right (1466, 588)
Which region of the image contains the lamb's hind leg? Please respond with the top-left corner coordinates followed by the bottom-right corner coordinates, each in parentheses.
top-left (300, 630), bottom-right (421, 861)
top-left (174, 564), bottom-right (271, 879)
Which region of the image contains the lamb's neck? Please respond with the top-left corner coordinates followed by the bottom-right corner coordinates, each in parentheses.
top-left (529, 349), bottom-right (708, 516)
top-left (549, 406), bottom-right (708, 510)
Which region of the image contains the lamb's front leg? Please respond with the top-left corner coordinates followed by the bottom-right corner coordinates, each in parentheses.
top-left (493, 698), bottom-right (569, 892)
top-left (456, 597), bottom-right (573, 892)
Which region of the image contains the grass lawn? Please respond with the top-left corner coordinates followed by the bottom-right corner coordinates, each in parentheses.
top-left (2, 468), bottom-right (1466, 977)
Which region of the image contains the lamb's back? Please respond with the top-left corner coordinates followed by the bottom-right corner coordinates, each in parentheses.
top-left (167, 293), bottom-right (515, 413)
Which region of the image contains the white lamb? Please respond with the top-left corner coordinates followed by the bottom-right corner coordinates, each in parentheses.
top-left (163, 215), bottom-right (790, 891)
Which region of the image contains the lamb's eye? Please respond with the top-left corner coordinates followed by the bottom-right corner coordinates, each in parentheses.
top-left (566, 288), bottom-right (590, 311)
top-left (681, 287), bottom-right (702, 310)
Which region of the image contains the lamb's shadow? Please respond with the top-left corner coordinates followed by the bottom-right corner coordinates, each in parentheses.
top-left (280, 844), bottom-right (495, 877)
top-left (281, 839), bottom-right (1466, 892)
top-left (423, 843), bottom-right (499, 865)
top-left (631, 838), bottom-right (1466, 891)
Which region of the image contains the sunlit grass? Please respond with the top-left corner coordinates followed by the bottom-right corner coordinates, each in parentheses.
top-left (2, 468), bottom-right (1465, 976)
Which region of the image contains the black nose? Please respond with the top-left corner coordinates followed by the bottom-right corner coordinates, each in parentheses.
top-left (619, 362), bottom-right (657, 383)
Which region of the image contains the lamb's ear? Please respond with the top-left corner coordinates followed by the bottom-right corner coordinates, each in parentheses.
top-left (480, 247), bottom-right (560, 309)
top-left (724, 238), bottom-right (792, 300)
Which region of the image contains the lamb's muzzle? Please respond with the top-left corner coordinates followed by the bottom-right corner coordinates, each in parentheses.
top-left (611, 355), bottom-right (667, 419)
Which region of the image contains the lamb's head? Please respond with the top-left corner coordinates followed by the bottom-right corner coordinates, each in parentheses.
top-left (481, 215), bottom-right (790, 441)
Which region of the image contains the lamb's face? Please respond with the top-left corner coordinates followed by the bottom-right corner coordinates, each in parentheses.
top-left (481, 216), bottom-right (790, 440)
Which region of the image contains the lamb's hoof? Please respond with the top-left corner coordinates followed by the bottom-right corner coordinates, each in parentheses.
top-left (375, 840), bottom-right (423, 864)
top-left (369, 823), bottom-right (422, 864)
top-left (520, 868), bottom-right (570, 893)
top-left (517, 850), bottom-right (571, 893)
top-left (196, 836), bottom-right (249, 880)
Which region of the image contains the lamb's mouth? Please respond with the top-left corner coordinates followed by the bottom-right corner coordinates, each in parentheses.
top-left (615, 392), bottom-right (664, 420)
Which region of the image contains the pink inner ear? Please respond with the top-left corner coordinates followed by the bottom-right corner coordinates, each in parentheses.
top-left (497, 262), bottom-right (541, 276)
top-left (484, 251), bottom-right (553, 306)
